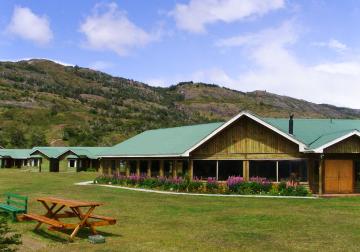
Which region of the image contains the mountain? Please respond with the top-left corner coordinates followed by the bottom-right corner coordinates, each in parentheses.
top-left (0, 59), bottom-right (359, 148)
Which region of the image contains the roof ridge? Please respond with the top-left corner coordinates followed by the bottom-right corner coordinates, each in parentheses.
top-left (143, 121), bottom-right (224, 132)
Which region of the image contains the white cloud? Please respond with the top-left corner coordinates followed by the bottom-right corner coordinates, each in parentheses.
top-left (145, 78), bottom-right (168, 87)
top-left (313, 62), bottom-right (360, 76)
top-left (212, 21), bottom-right (360, 108)
top-left (89, 61), bottom-right (114, 71)
top-left (80, 3), bottom-right (158, 56)
top-left (0, 58), bottom-right (73, 66)
top-left (312, 39), bottom-right (348, 52)
top-left (190, 67), bottom-right (237, 85)
top-left (170, 0), bottom-right (285, 33)
top-left (6, 6), bottom-right (53, 45)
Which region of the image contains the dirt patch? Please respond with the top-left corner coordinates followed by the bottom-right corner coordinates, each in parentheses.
top-left (18, 235), bottom-right (47, 252)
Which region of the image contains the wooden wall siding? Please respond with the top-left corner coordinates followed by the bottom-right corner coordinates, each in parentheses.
top-left (191, 117), bottom-right (299, 159)
top-left (325, 135), bottom-right (360, 153)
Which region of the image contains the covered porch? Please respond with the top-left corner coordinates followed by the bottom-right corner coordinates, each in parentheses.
top-left (99, 158), bottom-right (310, 186)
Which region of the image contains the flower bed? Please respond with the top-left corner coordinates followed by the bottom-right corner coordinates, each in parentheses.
top-left (94, 175), bottom-right (311, 196)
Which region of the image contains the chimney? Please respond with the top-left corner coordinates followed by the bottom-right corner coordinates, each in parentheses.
top-left (289, 114), bottom-right (294, 135)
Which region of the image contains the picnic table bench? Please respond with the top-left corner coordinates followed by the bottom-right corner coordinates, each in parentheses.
top-left (22, 197), bottom-right (116, 241)
top-left (0, 193), bottom-right (28, 221)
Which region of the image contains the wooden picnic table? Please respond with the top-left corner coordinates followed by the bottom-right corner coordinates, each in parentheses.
top-left (22, 197), bottom-right (116, 241)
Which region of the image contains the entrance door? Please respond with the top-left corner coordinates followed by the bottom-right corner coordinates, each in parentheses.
top-left (325, 160), bottom-right (353, 193)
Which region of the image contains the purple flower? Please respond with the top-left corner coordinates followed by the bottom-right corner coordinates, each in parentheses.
top-left (226, 176), bottom-right (244, 187)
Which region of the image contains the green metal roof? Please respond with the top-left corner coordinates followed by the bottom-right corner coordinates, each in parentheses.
top-left (264, 118), bottom-right (360, 149)
top-left (69, 147), bottom-right (112, 159)
top-left (102, 114), bottom-right (360, 157)
top-left (3, 113), bottom-right (360, 159)
top-left (0, 149), bottom-right (32, 159)
top-left (31, 147), bottom-right (69, 158)
top-left (104, 122), bottom-right (224, 157)
top-left (31, 146), bottom-right (111, 159)
top-left (66, 154), bottom-right (78, 159)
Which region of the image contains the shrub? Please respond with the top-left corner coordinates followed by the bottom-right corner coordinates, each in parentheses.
top-left (276, 181), bottom-right (309, 196)
top-left (227, 176), bottom-right (244, 192)
top-left (206, 177), bottom-right (219, 193)
top-left (0, 214), bottom-right (21, 252)
top-left (94, 175), bottom-right (310, 196)
top-left (187, 179), bottom-right (203, 192)
top-left (227, 176), bottom-right (271, 194)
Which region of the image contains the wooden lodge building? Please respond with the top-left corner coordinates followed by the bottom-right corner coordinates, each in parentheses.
top-left (0, 147), bottom-right (107, 172)
top-left (98, 111), bottom-right (360, 195)
top-left (3, 111), bottom-right (360, 195)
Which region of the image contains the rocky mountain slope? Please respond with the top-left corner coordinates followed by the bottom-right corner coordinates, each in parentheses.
top-left (0, 59), bottom-right (359, 148)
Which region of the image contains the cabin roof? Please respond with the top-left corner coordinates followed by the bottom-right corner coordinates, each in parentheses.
top-left (0, 149), bottom-right (32, 159)
top-left (103, 122), bottom-right (224, 157)
top-left (101, 112), bottom-right (360, 157)
top-left (0, 147), bottom-right (110, 159)
top-left (2, 112), bottom-right (360, 159)
top-left (31, 147), bottom-right (110, 159)
top-left (264, 118), bottom-right (360, 150)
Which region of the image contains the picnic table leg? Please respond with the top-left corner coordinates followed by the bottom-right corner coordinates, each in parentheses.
top-left (35, 202), bottom-right (56, 230)
top-left (76, 207), bottom-right (98, 235)
top-left (69, 206), bottom-right (96, 241)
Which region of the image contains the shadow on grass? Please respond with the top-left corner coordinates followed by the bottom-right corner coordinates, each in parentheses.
top-left (32, 228), bottom-right (122, 243)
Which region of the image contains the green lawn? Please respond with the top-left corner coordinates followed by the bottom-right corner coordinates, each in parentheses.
top-left (1, 170), bottom-right (360, 252)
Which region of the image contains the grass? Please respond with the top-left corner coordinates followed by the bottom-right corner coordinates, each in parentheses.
top-left (1, 170), bottom-right (360, 252)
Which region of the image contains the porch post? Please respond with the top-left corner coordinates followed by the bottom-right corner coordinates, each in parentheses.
top-left (125, 160), bottom-right (130, 176)
top-left (216, 160), bottom-right (219, 180)
top-left (172, 160), bottom-right (177, 177)
top-left (276, 161), bottom-right (279, 183)
top-left (307, 158), bottom-right (314, 193)
top-left (243, 160), bottom-right (249, 181)
top-left (159, 160), bottom-right (164, 177)
top-left (99, 158), bottom-right (103, 174)
top-left (319, 155), bottom-right (324, 195)
top-left (108, 160), bottom-right (112, 176)
top-left (136, 160), bottom-right (140, 176)
top-left (147, 160), bottom-right (151, 177)
top-left (188, 159), bottom-right (193, 180)
top-left (116, 160), bottom-right (120, 175)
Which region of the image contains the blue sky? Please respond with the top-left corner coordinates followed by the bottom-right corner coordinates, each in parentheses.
top-left (1, 0), bottom-right (360, 108)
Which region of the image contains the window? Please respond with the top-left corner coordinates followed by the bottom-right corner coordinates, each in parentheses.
top-left (119, 161), bottom-right (126, 175)
top-left (218, 160), bottom-right (243, 180)
top-left (140, 161), bottom-right (148, 175)
top-left (193, 160), bottom-right (216, 179)
top-left (164, 161), bottom-right (172, 177)
top-left (151, 161), bottom-right (160, 177)
top-left (129, 161), bottom-right (137, 174)
top-left (278, 160), bottom-right (307, 182)
top-left (355, 161), bottom-right (360, 185)
top-left (68, 159), bottom-right (76, 168)
top-left (111, 160), bottom-right (116, 173)
top-left (249, 161), bottom-right (276, 181)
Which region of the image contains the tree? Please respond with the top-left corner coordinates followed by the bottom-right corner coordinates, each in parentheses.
top-left (0, 215), bottom-right (21, 252)
top-left (28, 130), bottom-right (48, 147)
top-left (7, 129), bottom-right (27, 148)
